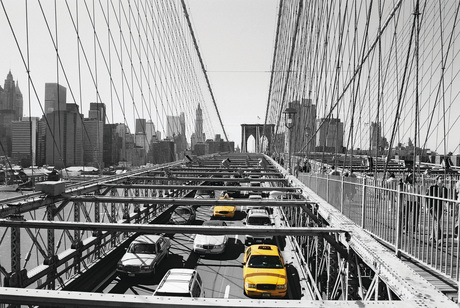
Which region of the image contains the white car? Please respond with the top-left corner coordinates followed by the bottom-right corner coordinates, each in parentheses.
top-left (193, 220), bottom-right (228, 254)
top-left (154, 268), bottom-right (205, 298)
top-left (117, 234), bottom-right (170, 277)
top-left (244, 208), bottom-right (274, 246)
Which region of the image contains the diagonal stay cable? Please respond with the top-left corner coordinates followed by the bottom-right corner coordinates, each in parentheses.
top-left (299, 0), bottom-right (404, 153)
top-left (180, 0), bottom-right (229, 143)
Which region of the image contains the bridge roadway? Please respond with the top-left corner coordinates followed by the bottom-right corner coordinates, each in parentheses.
top-left (0, 153), bottom-right (458, 307)
top-left (98, 205), bottom-right (309, 299)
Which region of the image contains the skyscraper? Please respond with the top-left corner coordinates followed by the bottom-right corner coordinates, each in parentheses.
top-left (83, 103), bottom-right (105, 167)
top-left (195, 104), bottom-right (206, 142)
top-left (191, 104), bottom-right (205, 150)
top-left (166, 115), bottom-right (181, 138)
top-left (44, 84), bottom-right (83, 168)
top-left (135, 118), bottom-right (147, 134)
top-left (11, 117), bottom-right (38, 166)
top-left (44, 83), bottom-right (66, 114)
top-left (146, 120), bottom-right (156, 144)
top-left (0, 71), bottom-right (23, 117)
top-left (315, 117), bottom-right (344, 153)
top-left (0, 71), bottom-right (23, 157)
top-left (88, 102), bottom-right (106, 123)
top-left (195, 104), bottom-right (204, 141)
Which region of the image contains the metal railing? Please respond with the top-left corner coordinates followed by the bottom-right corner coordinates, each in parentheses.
top-left (299, 171), bottom-right (460, 283)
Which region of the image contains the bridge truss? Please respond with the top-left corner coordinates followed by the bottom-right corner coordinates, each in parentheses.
top-left (0, 153), bottom-right (455, 307)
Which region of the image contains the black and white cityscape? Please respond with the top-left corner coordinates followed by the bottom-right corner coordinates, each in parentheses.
top-left (0, 71), bottom-right (234, 170)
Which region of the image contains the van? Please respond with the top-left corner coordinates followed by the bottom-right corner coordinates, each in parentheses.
top-left (153, 268), bottom-right (205, 298)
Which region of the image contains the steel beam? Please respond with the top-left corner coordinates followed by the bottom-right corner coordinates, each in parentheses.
top-left (67, 196), bottom-right (312, 206)
top-left (0, 287), bottom-right (446, 307)
top-left (147, 170), bottom-right (281, 176)
top-left (100, 184), bottom-right (297, 191)
top-left (128, 176), bottom-right (288, 183)
top-left (0, 219), bottom-right (347, 236)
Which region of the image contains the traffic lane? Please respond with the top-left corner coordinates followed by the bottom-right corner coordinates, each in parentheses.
top-left (102, 251), bottom-right (184, 295)
top-left (196, 235), bottom-right (246, 299)
top-left (189, 210), bottom-right (247, 299)
top-left (101, 204), bottom-right (303, 299)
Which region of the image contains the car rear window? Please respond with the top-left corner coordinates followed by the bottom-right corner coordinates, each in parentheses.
top-left (175, 208), bottom-right (190, 215)
top-left (247, 217), bottom-right (271, 225)
top-left (129, 243), bottom-right (156, 254)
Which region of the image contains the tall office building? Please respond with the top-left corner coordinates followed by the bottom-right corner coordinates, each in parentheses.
top-left (44, 83), bottom-right (66, 114)
top-left (195, 104), bottom-right (204, 142)
top-left (135, 119), bottom-right (147, 134)
top-left (283, 99), bottom-right (317, 155)
top-left (11, 117), bottom-right (38, 166)
top-left (166, 115), bottom-right (181, 138)
top-left (191, 105), bottom-right (205, 150)
top-left (370, 121), bottom-right (382, 152)
top-left (44, 84), bottom-right (83, 168)
top-left (315, 117), bottom-right (344, 153)
top-left (134, 118), bottom-right (155, 153)
top-left (146, 120), bottom-right (156, 144)
top-left (103, 123), bottom-right (122, 167)
top-left (36, 118), bottom-right (47, 166)
top-left (83, 120), bottom-right (103, 167)
top-left (180, 112), bottom-right (186, 136)
top-left (0, 71), bottom-right (23, 156)
top-left (115, 123), bottom-right (131, 163)
top-left (88, 102), bottom-right (106, 123)
top-left (83, 103), bottom-right (105, 167)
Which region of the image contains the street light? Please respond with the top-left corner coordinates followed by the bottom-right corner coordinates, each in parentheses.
top-left (283, 104), bottom-right (297, 174)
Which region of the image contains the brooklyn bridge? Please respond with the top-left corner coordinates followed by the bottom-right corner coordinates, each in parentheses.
top-left (0, 1), bottom-right (460, 307)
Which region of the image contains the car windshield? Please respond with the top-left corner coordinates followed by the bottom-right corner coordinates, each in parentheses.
top-left (248, 255), bottom-right (283, 269)
top-left (174, 208), bottom-right (190, 215)
top-left (129, 243), bottom-right (156, 254)
top-left (196, 190), bottom-right (213, 196)
top-left (247, 217), bottom-right (271, 225)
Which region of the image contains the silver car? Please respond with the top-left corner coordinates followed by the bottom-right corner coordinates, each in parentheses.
top-left (117, 234), bottom-right (170, 277)
top-left (193, 220), bottom-right (228, 254)
top-left (244, 208), bottom-right (274, 246)
top-left (170, 206), bottom-right (196, 224)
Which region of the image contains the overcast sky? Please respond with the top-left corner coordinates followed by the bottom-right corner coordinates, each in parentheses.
top-left (0, 0), bottom-right (279, 150)
top-left (186, 0), bottom-right (279, 148)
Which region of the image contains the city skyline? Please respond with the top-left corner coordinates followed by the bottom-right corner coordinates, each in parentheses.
top-left (1, 74), bottom-right (233, 168)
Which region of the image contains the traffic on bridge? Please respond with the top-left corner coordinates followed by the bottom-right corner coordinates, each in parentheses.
top-left (1, 1), bottom-right (460, 307)
top-left (0, 153), bottom-right (456, 307)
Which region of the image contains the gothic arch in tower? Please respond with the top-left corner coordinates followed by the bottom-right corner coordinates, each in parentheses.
top-left (240, 124), bottom-right (275, 153)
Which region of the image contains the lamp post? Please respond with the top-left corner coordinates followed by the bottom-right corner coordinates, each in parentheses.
top-left (283, 104), bottom-right (297, 174)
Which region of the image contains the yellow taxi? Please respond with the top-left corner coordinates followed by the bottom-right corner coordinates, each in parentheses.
top-left (242, 245), bottom-right (287, 298)
top-left (212, 194), bottom-right (236, 219)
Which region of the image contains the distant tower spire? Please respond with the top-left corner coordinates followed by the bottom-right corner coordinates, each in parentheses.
top-left (195, 104), bottom-right (204, 142)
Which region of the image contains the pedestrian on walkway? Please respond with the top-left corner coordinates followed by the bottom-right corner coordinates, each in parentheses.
top-left (454, 180), bottom-right (460, 239)
top-left (403, 173), bottom-right (421, 233)
top-left (426, 176), bottom-right (449, 243)
top-left (385, 173), bottom-right (399, 212)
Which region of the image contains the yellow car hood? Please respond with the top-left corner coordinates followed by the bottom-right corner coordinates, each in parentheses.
top-left (245, 268), bottom-right (287, 284)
